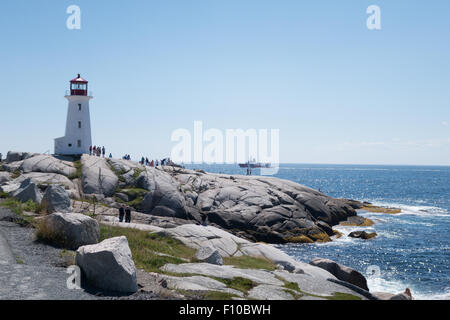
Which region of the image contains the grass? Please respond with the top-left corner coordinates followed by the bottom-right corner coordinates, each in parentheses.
top-left (0, 198), bottom-right (39, 226)
top-left (114, 187), bottom-right (148, 209)
top-left (133, 168), bottom-right (144, 179)
top-left (11, 170), bottom-right (21, 179)
top-left (99, 224), bottom-right (196, 273)
top-left (68, 160), bottom-right (83, 180)
top-left (223, 255), bottom-right (277, 271)
top-left (59, 249), bottom-right (76, 267)
top-left (215, 277), bottom-right (255, 294)
top-left (34, 217), bottom-right (72, 248)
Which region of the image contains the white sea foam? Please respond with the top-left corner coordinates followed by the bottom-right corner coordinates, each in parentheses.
top-left (368, 276), bottom-right (450, 300)
top-left (362, 201), bottom-right (449, 217)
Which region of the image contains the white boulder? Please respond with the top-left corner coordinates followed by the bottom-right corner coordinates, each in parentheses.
top-left (41, 185), bottom-right (71, 213)
top-left (76, 236), bottom-right (138, 293)
top-left (40, 212), bottom-right (99, 250)
top-left (81, 155), bottom-right (118, 197)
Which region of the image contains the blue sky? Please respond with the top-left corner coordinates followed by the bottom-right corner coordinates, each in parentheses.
top-left (0, 0), bottom-right (449, 165)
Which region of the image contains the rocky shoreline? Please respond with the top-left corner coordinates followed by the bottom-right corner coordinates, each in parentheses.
top-left (0, 151), bottom-right (411, 300)
top-left (1, 152), bottom-right (361, 244)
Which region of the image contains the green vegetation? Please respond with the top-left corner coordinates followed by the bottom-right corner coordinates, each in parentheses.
top-left (0, 191), bottom-right (9, 199)
top-left (68, 160), bottom-right (83, 180)
top-left (327, 292), bottom-right (362, 300)
top-left (215, 277), bottom-right (255, 294)
top-left (16, 257), bottom-right (24, 264)
top-left (0, 198), bottom-right (39, 226)
top-left (107, 160), bottom-right (127, 183)
top-left (11, 170), bottom-right (21, 179)
top-left (223, 255), bottom-right (277, 271)
top-left (59, 249), bottom-right (76, 267)
top-left (133, 168), bottom-right (144, 179)
top-left (99, 225), bottom-right (196, 273)
top-left (114, 187), bottom-right (147, 209)
top-left (34, 217), bottom-right (68, 247)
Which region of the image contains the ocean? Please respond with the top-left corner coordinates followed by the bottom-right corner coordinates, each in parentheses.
top-left (184, 163), bottom-right (450, 300)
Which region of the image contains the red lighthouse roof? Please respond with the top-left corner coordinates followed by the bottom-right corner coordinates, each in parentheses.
top-left (70, 74), bottom-right (88, 83)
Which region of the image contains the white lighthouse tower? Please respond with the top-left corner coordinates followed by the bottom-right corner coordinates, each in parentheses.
top-left (55, 74), bottom-right (93, 155)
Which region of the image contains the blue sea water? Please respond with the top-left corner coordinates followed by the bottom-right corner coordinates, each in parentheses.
top-left (184, 163), bottom-right (450, 300)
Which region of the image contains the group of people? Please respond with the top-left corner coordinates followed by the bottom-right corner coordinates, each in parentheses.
top-left (89, 145), bottom-right (107, 157)
top-left (139, 157), bottom-right (173, 167)
top-left (122, 154), bottom-right (131, 160)
top-left (118, 205), bottom-right (132, 223)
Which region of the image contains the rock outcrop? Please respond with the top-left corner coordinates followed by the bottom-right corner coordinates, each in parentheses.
top-left (309, 258), bottom-right (369, 291)
top-left (0, 172), bottom-right (11, 185)
top-left (5, 151), bottom-right (36, 163)
top-left (20, 155), bottom-right (76, 177)
top-left (41, 185), bottom-right (71, 213)
top-left (38, 212), bottom-right (99, 250)
top-left (195, 246), bottom-right (223, 265)
top-left (81, 155), bottom-right (118, 197)
top-left (12, 179), bottom-right (42, 204)
top-left (76, 236), bottom-right (138, 293)
top-left (1, 152), bottom-right (360, 244)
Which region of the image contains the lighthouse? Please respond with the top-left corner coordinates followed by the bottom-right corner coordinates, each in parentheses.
top-left (54, 74), bottom-right (93, 155)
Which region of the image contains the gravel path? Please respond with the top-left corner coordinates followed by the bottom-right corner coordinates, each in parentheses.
top-left (0, 206), bottom-right (96, 300)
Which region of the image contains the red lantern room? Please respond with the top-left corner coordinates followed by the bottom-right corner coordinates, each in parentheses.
top-left (70, 74), bottom-right (88, 96)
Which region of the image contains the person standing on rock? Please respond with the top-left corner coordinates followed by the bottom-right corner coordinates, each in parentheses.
top-left (119, 205), bottom-right (125, 222)
top-left (109, 153), bottom-right (112, 158)
top-left (125, 206), bottom-right (132, 223)
top-left (0, 153), bottom-right (2, 162)
top-left (89, 146), bottom-right (92, 155)
top-left (102, 146), bottom-right (105, 158)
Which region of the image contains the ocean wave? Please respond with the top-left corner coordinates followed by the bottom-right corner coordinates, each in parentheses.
top-left (366, 201), bottom-right (449, 217)
top-left (367, 276), bottom-right (450, 300)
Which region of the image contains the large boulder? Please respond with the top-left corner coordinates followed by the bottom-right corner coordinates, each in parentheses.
top-left (195, 246), bottom-right (223, 265)
top-left (138, 169), bottom-right (187, 218)
top-left (165, 168), bottom-right (357, 243)
top-left (20, 154), bottom-right (76, 177)
top-left (38, 212), bottom-right (99, 250)
top-left (41, 184), bottom-right (71, 213)
top-left (309, 258), bottom-right (369, 291)
top-left (0, 172), bottom-right (12, 185)
top-left (76, 236), bottom-right (138, 293)
top-left (12, 179), bottom-right (42, 204)
top-left (5, 151), bottom-right (36, 163)
top-left (81, 155), bottom-right (118, 197)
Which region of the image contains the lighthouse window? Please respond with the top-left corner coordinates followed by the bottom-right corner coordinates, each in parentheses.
top-left (78, 104), bottom-right (82, 111)
top-left (77, 140), bottom-right (81, 148)
top-left (68, 144), bottom-right (72, 147)
top-left (78, 121), bottom-right (82, 128)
